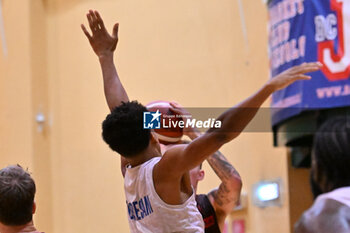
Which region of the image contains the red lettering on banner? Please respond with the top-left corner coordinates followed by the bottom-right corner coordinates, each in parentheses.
top-left (318, 0), bottom-right (350, 81)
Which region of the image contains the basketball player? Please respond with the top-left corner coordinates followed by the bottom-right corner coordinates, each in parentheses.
top-left (81, 10), bottom-right (321, 232)
top-left (294, 117), bottom-right (350, 233)
top-left (0, 165), bottom-right (43, 233)
top-left (162, 102), bottom-right (242, 233)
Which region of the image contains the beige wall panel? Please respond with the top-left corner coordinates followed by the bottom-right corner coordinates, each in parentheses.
top-left (288, 153), bottom-right (313, 233)
top-left (0, 0), bottom-right (53, 231)
top-left (0, 1), bottom-right (33, 167)
top-left (47, 1), bottom-right (129, 232)
top-left (29, 1), bottom-right (53, 231)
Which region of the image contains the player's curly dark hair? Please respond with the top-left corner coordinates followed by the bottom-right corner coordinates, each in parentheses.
top-left (313, 116), bottom-right (350, 194)
top-left (102, 101), bottom-right (151, 157)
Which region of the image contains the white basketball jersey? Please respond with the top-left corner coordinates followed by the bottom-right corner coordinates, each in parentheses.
top-left (124, 157), bottom-right (204, 233)
top-left (317, 187), bottom-right (350, 208)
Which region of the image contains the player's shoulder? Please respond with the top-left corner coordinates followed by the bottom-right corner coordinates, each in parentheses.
top-left (162, 144), bottom-right (187, 156)
top-left (195, 193), bottom-right (209, 203)
top-left (154, 144), bottom-right (187, 180)
top-left (158, 144), bottom-right (187, 167)
top-left (294, 198), bottom-right (350, 233)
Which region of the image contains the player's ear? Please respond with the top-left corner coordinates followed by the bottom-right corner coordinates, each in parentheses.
top-left (150, 131), bottom-right (160, 144)
top-left (198, 170), bottom-right (205, 181)
top-left (32, 201), bottom-right (36, 214)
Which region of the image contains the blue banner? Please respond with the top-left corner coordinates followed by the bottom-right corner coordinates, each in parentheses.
top-left (269, 0), bottom-right (350, 126)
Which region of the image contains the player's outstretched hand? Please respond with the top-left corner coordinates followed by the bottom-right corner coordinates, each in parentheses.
top-left (267, 62), bottom-right (322, 91)
top-left (81, 10), bottom-right (119, 58)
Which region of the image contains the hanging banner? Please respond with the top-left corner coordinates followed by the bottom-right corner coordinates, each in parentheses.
top-left (269, 0), bottom-right (350, 127)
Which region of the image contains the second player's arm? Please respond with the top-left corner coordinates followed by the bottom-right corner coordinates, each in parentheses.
top-left (99, 55), bottom-right (129, 111)
top-left (206, 151), bottom-right (242, 226)
top-left (81, 10), bottom-right (129, 110)
top-left (98, 55), bottom-right (130, 176)
top-left (82, 10), bottom-right (129, 175)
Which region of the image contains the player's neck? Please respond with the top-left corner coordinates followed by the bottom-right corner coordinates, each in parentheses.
top-left (0, 221), bottom-right (37, 233)
top-left (128, 145), bottom-right (161, 167)
top-left (193, 186), bottom-right (198, 194)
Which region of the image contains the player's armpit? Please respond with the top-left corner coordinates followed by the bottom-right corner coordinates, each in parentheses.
top-left (154, 144), bottom-right (189, 181)
top-left (157, 133), bottom-right (227, 177)
top-left (120, 156), bottom-right (128, 177)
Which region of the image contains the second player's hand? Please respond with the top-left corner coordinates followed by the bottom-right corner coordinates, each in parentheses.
top-left (267, 62), bottom-right (322, 91)
top-left (81, 10), bottom-right (119, 58)
top-left (170, 102), bottom-right (201, 138)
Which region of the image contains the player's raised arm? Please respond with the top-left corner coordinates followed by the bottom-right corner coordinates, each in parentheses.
top-left (159, 62), bottom-right (322, 176)
top-left (82, 10), bottom-right (129, 176)
top-left (81, 10), bottom-right (129, 110)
